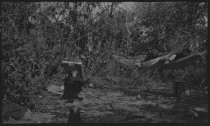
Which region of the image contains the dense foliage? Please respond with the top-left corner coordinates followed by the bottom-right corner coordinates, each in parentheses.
top-left (1, 2), bottom-right (207, 110)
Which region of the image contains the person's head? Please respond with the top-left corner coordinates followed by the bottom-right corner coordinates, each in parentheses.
top-left (72, 70), bottom-right (78, 78)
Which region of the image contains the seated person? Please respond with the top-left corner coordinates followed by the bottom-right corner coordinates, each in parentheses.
top-left (63, 64), bottom-right (85, 101)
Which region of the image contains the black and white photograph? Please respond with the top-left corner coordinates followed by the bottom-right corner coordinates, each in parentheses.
top-left (1, 2), bottom-right (208, 124)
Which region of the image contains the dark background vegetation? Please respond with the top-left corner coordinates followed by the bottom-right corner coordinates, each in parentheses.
top-left (1, 2), bottom-right (207, 110)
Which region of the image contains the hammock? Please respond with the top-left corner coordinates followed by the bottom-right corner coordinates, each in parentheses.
top-left (112, 51), bottom-right (205, 70)
top-left (112, 54), bottom-right (147, 68)
top-left (112, 52), bottom-right (176, 68)
top-left (160, 53), bottom-right (203, 69)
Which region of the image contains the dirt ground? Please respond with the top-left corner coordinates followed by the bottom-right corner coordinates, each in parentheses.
top-left (3, 77), bottom-right (208, 124)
